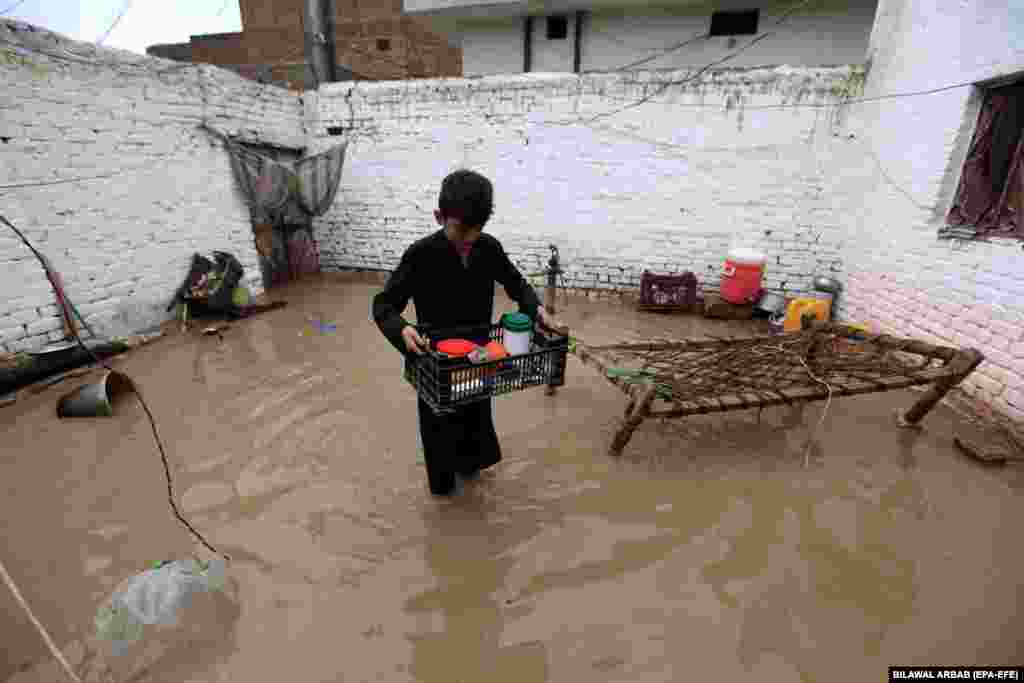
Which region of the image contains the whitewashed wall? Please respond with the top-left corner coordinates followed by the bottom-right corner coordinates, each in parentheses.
top-left (308, 66), bottom-right (869, 302)
top-left (0, 20), bottom-right (305, 352)
top-left (841, 0), bottom-right (1024, 420)
top-left (460, 18), bottom-right (525, 76)
top-left (457, 0), bottom-right (877, 77)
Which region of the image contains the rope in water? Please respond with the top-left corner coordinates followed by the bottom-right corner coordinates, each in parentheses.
top-left (0, 558), bottom-right (84, 683)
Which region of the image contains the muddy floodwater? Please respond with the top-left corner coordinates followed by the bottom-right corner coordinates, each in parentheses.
top-left (2, 273), bottom-right (1023, 682)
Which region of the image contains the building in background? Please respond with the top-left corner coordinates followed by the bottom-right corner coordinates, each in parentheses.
top-left (147, 0), bottom-right (462, 90)
top-left (404, 0), bottom-right (877, 76)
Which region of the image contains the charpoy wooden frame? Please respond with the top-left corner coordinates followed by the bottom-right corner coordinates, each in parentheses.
top-left (573, 323), bottom-right (985, 457)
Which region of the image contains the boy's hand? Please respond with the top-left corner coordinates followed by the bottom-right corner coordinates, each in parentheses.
top-left (537, 307), bottom-right (568, 335)
top-left (402, 325), bottom-right (429, 355)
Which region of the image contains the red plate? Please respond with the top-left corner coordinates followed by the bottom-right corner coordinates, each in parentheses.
top-left (437, 339), bottom-right (478, 357)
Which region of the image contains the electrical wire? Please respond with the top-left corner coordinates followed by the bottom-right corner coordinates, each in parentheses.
top-left (859, 133), bottom-right (932, 210)
top-left (0, 0), bottom-right (26, 15)
top-left (0, 171), bottom-right (128, 190)
top-left (0, 0), bottom-right (25, 15)
top-left (589, 30), bottom-right (710, 74)
top-left (551, 0), bottom-right (821, 127)
top-left (95, 0), bottom-right (134, 46)
top-left (0, 213), bottom-right (228, 561)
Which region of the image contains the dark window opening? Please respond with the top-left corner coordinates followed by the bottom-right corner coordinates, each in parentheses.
top-left (327, 126), bottom-right (345, 136)
top-left (377, 38), bottom-right (391, 51)
top-left (945, 80), bottom-right (1024, 239)
top-left (546, 16), bottom-right (568, 40)
top-left (709, 9), bottom-right (760, 37)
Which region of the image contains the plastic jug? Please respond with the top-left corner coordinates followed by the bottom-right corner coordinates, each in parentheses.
top-left (501, 313), bottom-right (532, 356)
top-left (721, 249), bottom-right (766, 305)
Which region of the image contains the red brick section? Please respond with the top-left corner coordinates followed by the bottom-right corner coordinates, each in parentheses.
top-left (215, 0), bottom-right (461, 86)
top-left (149, 0), bottom-right (460, 89)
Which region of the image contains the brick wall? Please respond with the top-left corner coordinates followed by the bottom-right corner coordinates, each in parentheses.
top-left (240, 0), bottom-right (304, 32)
top-left (190, 31), bottom-right (249, 65)
top-left (841, 0), bottom-right (1024, 421)
top-left (307, 66), bottom-right (868, 301)
top-left (0, 19), bottom-right (306, 352)
top-left (334, 17), bottom-right (461, 80)
top-left (235, 0), bottom-right (461, 82)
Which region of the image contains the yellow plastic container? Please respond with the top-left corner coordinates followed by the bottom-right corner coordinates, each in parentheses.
top-left (783, 295), bottom-right (832, 332)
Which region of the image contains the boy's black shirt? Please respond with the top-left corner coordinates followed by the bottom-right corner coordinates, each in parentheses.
top-left (373, 229), bottom-right (541, 356)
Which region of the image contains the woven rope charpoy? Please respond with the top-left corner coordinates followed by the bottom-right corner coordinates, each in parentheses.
top-left (574, 323), bottom-right (985, 458)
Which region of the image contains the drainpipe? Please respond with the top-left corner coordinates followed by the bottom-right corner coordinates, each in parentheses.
top-left (573, 10), bottom-right (583, 73)
top-left (523, 15), bottom-right (533, 72)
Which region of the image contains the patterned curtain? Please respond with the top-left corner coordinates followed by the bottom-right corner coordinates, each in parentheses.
top-left (224, 135), bottom-right (348, 220)
top-left (946, 85), bottom-right (1024, 237)
top-left (226, 143), bottom-right (293, 223)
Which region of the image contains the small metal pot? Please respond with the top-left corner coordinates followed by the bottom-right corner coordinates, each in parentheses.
top-left (813, 276), bottom-right (843, 295)
top-left (757, 292), bottom-right (787, 316)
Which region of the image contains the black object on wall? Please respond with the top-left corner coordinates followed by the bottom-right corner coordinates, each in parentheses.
top-left (709, 9), bottom-right (760, 36)
top-left (573, 11), bottom-right (584, 73)
top-left (546, 15), bottom-right (568, 40)
top-left (523, 16), bottom-right (533, 72)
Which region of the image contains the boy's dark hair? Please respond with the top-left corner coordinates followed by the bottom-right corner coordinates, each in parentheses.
top-left (438, 169), bottom-right (493, 228)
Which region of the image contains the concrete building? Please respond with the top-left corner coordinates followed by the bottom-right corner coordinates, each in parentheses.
top-left (405, 0), bottom-right (878, 76)
top-left (147, 0), bottom-right (462, 90)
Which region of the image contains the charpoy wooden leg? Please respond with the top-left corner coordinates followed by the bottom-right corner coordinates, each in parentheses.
top-left (609, 385), bottom-right (657, 457)
top-left (544, 283), bottom-right (559, 397)
top-left (623, 396), bottom-right (637, 419)
top-left (898, 349), bottom-right (984, 428)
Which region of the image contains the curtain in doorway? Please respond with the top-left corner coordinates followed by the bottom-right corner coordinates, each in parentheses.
top-left (287, 225), bottom-right (320, 278)
top-left (227, 145), bottom-right (293, 223)
top-left (946, 84), bottom-right (1024, 237)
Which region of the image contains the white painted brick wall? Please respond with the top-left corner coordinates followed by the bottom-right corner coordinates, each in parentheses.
top-left (0, 19), bottom-right (305, 352)
top-left (310, 66), bottom-right (866, 303)
top-left (842, 0), bottom-right (1024, 420)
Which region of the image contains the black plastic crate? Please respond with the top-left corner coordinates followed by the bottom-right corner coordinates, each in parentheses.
top-left (404, 321), bottom-right (569, 415)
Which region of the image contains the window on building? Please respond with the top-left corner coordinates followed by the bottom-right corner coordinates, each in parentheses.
top-left (945, 81), bottom-right (1024, 239)
top-left (377, 38), bottom-right (391, 51)
top-left (709, 9), bottom-right (760, 37)
top-left (546, 15), bottom-right (568, 40)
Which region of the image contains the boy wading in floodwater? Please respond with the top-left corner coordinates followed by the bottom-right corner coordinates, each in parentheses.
top-left (373, 169), bottom-right (558, 496)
